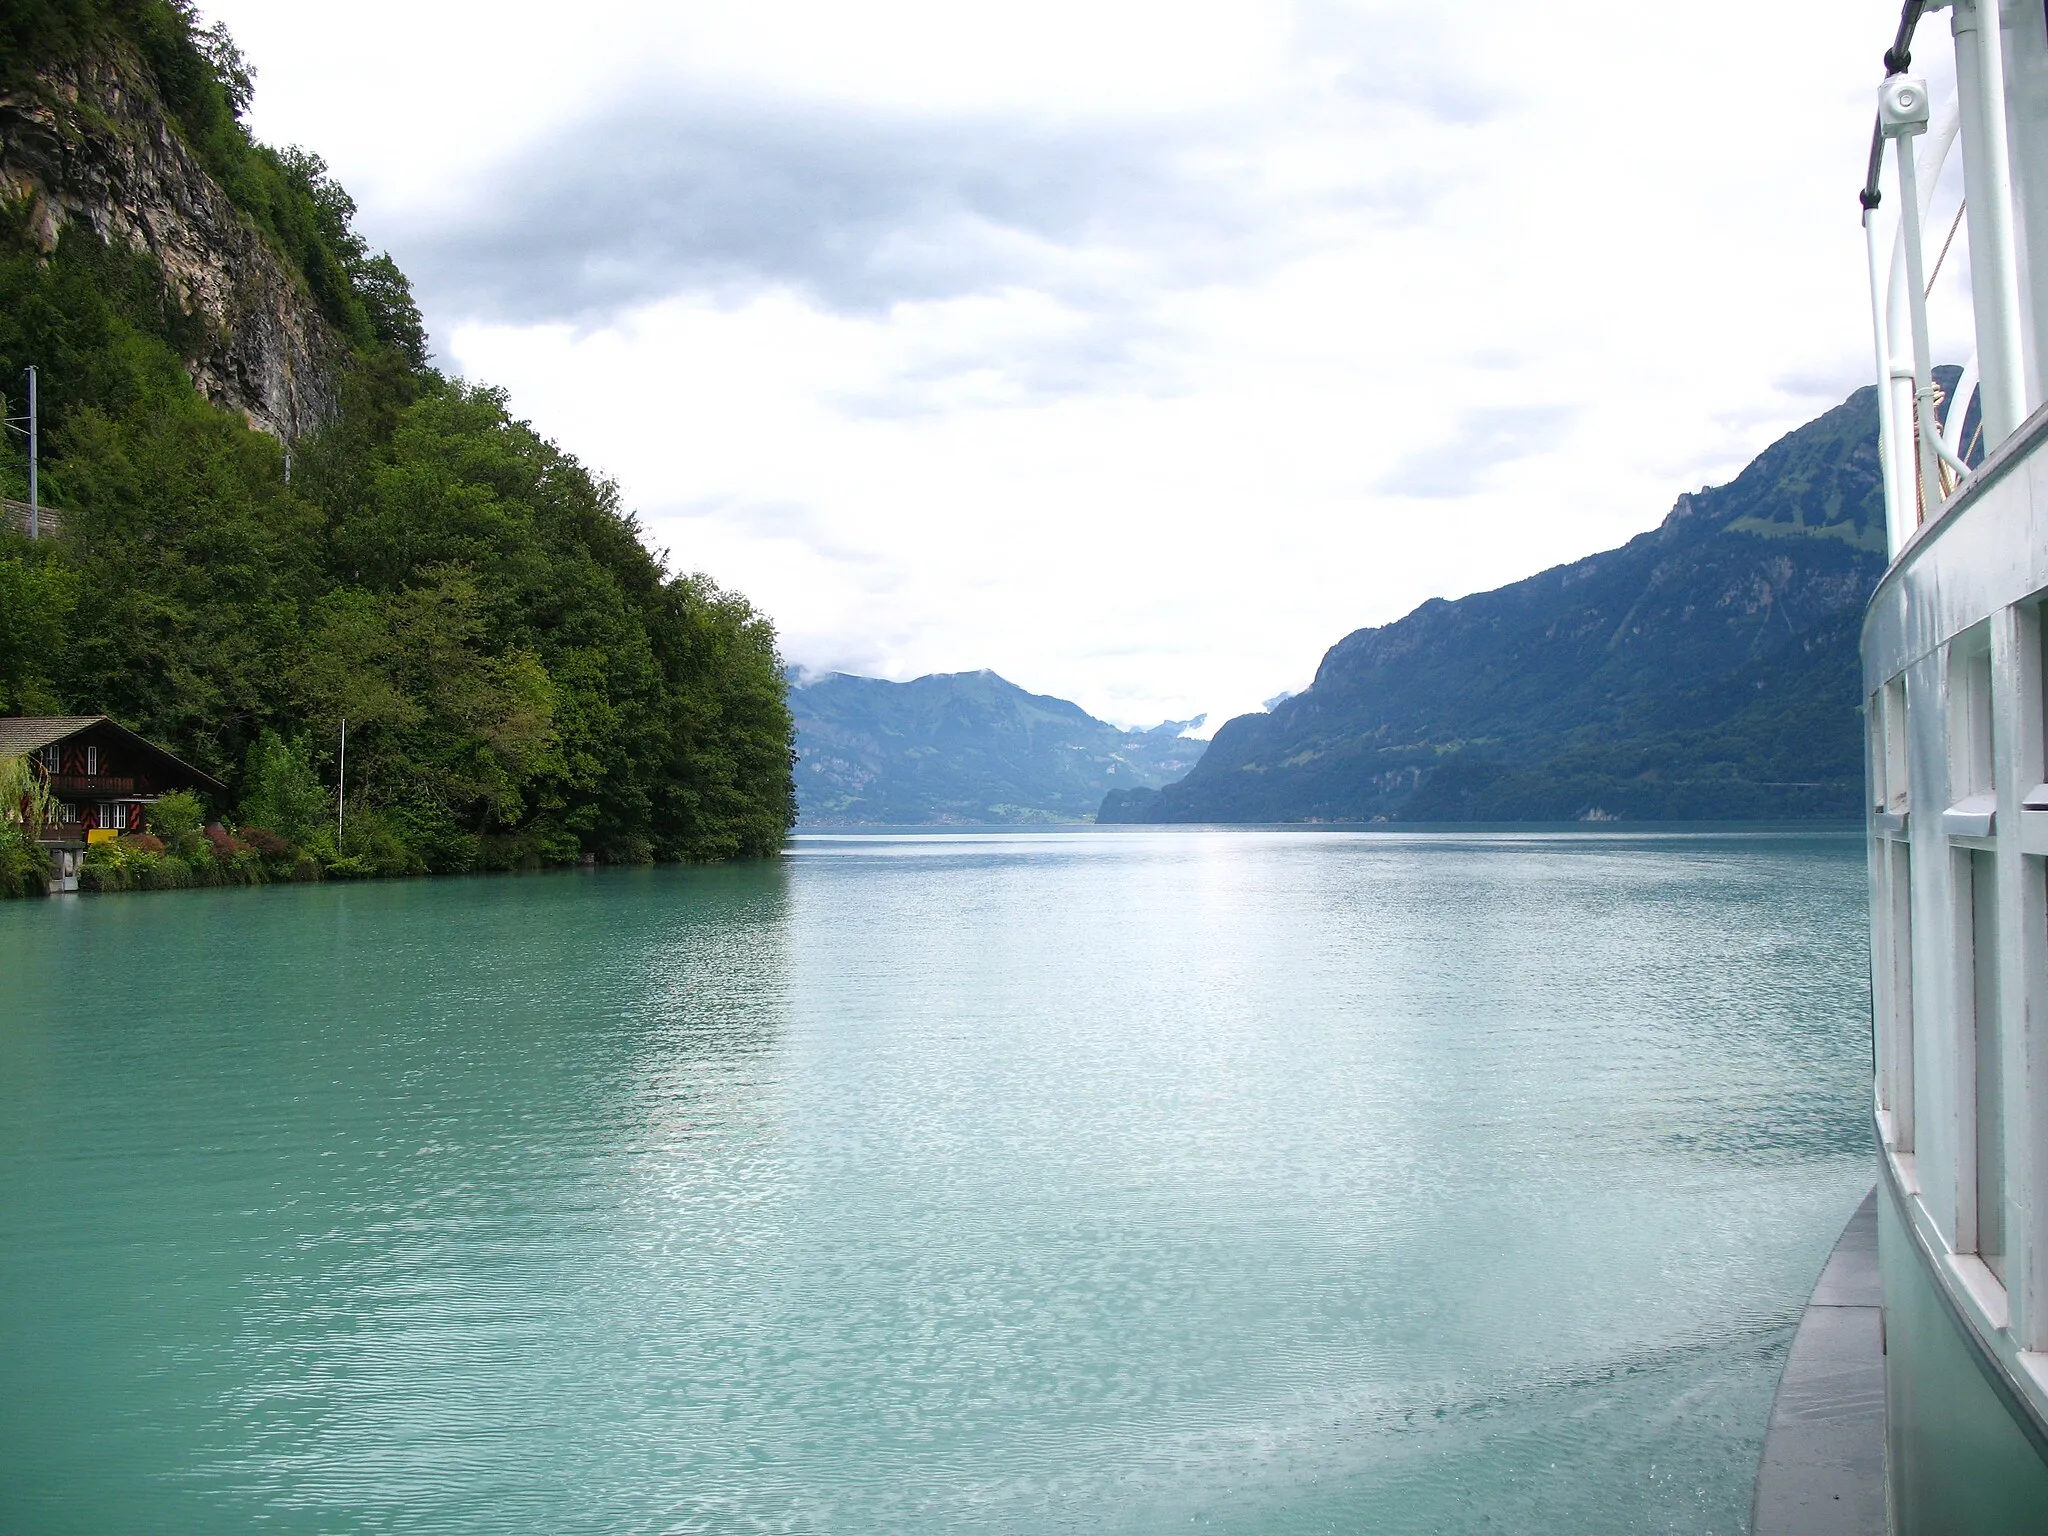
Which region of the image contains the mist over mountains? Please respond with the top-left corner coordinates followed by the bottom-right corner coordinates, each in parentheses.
top-left (794, 374), bottom-right (1907, 830)
top-left (792, 669), bottom-right (1203, 825)
top-left (1102, 376), bottom-right (1921, 825)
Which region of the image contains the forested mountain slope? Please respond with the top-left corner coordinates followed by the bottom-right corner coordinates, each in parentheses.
top-left (1102, 380), bottom-right (1910, 824)
top-left (0, 1), bottom-right (793, 874)
top-left (795, 669), bottom-right (1204, 824)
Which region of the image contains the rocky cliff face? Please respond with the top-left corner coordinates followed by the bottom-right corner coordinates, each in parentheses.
top-left (0, 48), bottom-right (343, 440)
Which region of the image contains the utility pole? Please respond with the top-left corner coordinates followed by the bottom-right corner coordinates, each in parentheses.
top-left (337, 717), bottom-right (347, 851)
top-left (5, 368), bottom-right (37, 539)
top-left (25, 366), bottom-right (36, 540)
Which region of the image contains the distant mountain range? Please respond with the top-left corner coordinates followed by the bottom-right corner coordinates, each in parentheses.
top-left (793, 670), bottom-right (1206, 824)
top-left (1102, 376), bottom-right (1927, 825)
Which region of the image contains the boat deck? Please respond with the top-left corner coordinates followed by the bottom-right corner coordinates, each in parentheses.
top-left (1751, 1189), bottom-right (1886, 1535)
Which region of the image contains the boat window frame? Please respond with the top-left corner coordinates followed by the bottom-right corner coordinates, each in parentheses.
top-left (1874, 669), bottom-right (1917, 1154)
top-left (1950, 625), bottom-right (1997, 810)
top-left (2010, 598), bottom-right (2048, 1349)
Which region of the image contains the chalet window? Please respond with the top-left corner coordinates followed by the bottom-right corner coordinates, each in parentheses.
top-left (40, 745), bottom-right (57, 773)
top-left (85, 747), bottom-right (99, 776)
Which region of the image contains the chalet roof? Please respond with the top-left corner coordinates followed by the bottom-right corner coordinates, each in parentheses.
top-left (0, 716), bottom-right (227, 796)
top-left (0, 717), bottom-right (104, 756)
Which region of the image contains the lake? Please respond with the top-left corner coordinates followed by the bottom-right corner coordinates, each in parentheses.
top-left (0, 828), bottom-right (1873, 1534)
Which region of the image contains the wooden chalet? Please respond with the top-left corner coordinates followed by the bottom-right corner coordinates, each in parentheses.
top-left (0, 717), bottom-right (226, 891)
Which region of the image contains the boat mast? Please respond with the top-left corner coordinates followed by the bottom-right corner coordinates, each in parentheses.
top-left (1861, 0), bottom-right (2036, 555)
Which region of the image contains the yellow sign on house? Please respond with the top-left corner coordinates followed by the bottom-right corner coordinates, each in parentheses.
top-left (86, 828), bottom-right (119, 844)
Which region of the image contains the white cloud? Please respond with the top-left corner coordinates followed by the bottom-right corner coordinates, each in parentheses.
top-left (210, 0), bottom-right (1931, 730)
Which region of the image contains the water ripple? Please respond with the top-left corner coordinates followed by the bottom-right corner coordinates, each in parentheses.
top-left (0, 832), bottom-right (1872, 1534)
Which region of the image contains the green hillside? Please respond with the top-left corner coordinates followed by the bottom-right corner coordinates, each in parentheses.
top-left (0, 1), bottom-right (794, 880)
top-left (1102, 380), bottom-right (1915, 825)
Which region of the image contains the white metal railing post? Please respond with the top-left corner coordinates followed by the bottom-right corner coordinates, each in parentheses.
top-left (1867, 203), bottom-right (1910, 554)
top-left (1884, 91), bottom-right (1957, 540)
top-left (1952, 0), bottom-right (2029, 443)
top-left (1886, 75), bottom-right (1941, 526)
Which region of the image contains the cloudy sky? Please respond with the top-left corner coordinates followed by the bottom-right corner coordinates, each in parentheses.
top-left (207, 0), bottom-right (1930, 730)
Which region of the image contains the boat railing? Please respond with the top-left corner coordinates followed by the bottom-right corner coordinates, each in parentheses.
top-left (1860, 0), bottom-right (2031, 560)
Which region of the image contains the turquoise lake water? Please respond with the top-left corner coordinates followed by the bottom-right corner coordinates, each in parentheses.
top-left (0, 829), bottom-right (1873, 1534)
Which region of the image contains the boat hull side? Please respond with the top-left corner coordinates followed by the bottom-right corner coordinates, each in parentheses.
top-left (1881, 1156), bottom-right (2048, 1531)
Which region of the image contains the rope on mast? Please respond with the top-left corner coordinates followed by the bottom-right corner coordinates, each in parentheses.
top-left (1928, 198), bottom-right (1968, 294)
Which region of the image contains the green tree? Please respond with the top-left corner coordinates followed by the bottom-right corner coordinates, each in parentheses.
top-left (237, 732), bottom-right (331, 845)
top-left (0, 547), bottom-right (79, 712)
top-left (0, 7), bottom-right (797, 893)
top-left (0, 752), bottom-right (57, 836)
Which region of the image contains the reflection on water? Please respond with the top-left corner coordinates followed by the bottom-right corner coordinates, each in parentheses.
top-left (0, 830), bottom-right (1870, 1534)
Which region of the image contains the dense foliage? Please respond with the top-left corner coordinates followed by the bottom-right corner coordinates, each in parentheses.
top-left (71, 788), bottom-right (294, 891)
top-left (0, 2), bottom-right (795, 880)
top-left (0, 750), bottom-right (56, 895)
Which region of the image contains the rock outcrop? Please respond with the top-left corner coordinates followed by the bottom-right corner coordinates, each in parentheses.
top-left (0, 48), bottom-right (343, 441)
